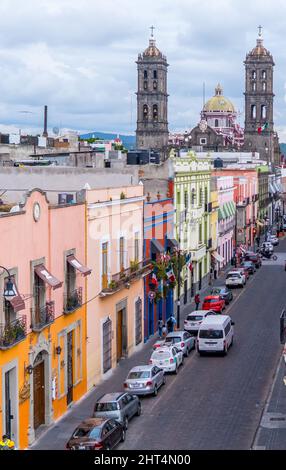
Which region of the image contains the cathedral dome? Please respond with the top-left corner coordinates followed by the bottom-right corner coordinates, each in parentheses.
top-left (143, 38), bottom-right (162, 58)
top-left (203, 84), bottom-right (235, 113)
top-left (247, 28), bottom-right (273, 59)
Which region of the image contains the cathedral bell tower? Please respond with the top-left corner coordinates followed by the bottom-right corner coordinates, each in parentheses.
top-left (244, 26), bottom-right (276, 163)
top-left (136, 27), bottom-right (169, 155)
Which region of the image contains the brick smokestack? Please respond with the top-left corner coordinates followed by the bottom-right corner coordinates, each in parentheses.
top-left (43, 105), bottom-right (48, 137)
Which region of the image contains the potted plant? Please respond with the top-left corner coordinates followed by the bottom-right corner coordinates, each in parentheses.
top-left (130, 260), bottom-right (139, 272)
top-left (120, 192), bottom-right (126, 199)
top-left (108, 280), bottom-right (118, 290)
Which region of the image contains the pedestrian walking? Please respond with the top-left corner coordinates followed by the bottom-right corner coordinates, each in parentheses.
top-left (158, 319), bottom-right (163, 338)
top-left (167, 314), bottom-right (176, 333)
top-left (214, 268), bottom-right (217, 280)
top-left (195, 293), bottom-right (200, 310)
top-left (162, 323), bottom-right (168, 338)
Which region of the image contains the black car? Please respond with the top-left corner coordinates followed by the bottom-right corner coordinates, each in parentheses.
top-left (240, 260), bottom-right (256, 274)
top-left (210, 286), bottom-right (233, 304)
top-left (66, 418), bottom-right (125, 450)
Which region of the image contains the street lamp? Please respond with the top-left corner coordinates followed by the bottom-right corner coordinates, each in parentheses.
top-left (0, 266), bottom-right (15, 297)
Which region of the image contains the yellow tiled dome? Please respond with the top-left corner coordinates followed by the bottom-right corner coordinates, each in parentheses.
top-left (203, 84), bottom-right (235, 113)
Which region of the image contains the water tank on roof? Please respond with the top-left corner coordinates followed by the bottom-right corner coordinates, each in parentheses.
top-left (214, 157), bottom-right (223, 168)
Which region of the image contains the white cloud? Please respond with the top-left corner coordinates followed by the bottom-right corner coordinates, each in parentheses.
top-left (0, 0), bottom-right (285, 139)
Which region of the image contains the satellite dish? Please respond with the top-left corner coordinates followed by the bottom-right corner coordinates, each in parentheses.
top-left (53, 127), bottom-right (60, 135)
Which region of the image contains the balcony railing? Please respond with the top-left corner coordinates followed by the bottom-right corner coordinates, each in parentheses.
top-left (0, 316), bottom-right (27, 350)
top-left (64, 287), bottom-right (82, 314)
top-left (32, 301), bottom-right (55, 332)
top-left (100, 259), bottom-right (152, 296)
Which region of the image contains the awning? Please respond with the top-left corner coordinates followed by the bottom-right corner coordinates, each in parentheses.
top-left (224, 202), bottom-right (231, 218)
top-left (218, 207), bottom-right (226, 221)
top-left (34, 264), bottom-right (62, 290)
top-left (273, 182), bottom-right (280, 193)
top-left (151, 239), bottom-right (164, 254)
top-left (5, 279), bottom-right (25, 312)
top-left (67, 255), bottom-right (92, 276)
top-left (269, 183), bottom-right (276, 195)
top-left (212, 251), bottom-right (225, 263)
top-left (229, 201), bottom-right (236, 216)
top-left (166, 238), bottom-right (178, 250)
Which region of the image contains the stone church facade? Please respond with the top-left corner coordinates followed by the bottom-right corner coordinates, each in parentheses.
top-left (136, 32), bottom-right (169, 156)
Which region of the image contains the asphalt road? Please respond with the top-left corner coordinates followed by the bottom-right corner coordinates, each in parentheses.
top-left (119, 245), bottom-right (286, 450)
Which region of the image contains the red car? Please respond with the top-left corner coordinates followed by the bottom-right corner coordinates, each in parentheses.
top-left (202, 295), bottom-right (225, 313)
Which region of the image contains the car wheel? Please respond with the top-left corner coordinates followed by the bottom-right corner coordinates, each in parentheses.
top-left (121, 429), bottom-right (126, 442)
top-left (174, 365), bottom-right (178, 374)
top-left (162, 375), bottom-right (166, 385)
top-left (136, 403), bottom-right (141, 416)
top-left (106, 445), bottom-right (111, 450)
top-left (153, 385), bottom-right (158, 396)
top-left (181, 356), bottom-right (184, 366)
top-left (124, 416), bottom-right (128, 430)
top-left (185, 347), bottom-right (189, 357)
top-left (223, 345), bottom-right (228, 356)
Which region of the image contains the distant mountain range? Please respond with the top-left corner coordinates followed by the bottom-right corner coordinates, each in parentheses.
top-left (79, 131), bottom-right (136, 150)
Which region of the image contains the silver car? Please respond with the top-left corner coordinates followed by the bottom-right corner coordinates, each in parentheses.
top-left (93, 392), bottom-right (141, 430)
top-left (164, 331), bottom-right (195, 356)
top-left (124, 365), bottom-right (165, 396)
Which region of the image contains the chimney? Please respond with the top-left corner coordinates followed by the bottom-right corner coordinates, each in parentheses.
top-left (43, 105), bottom-right (48, 137)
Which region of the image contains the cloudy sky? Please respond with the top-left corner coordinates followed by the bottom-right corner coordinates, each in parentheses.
top-left (0, 0), bottom-right (286, 139)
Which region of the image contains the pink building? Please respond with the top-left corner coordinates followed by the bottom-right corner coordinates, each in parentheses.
top-left (215, 175), bottom-right (235, 268)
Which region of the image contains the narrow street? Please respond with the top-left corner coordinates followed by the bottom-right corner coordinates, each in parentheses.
top-left (32, 240), bottom-right (286, 450)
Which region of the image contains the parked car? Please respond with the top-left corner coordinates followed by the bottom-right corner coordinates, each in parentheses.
top-left (202, 295), bottom-right (226, 313)
top-left (93, 392), bottom-right (141, 430)
top-left (197, 315), bottom-right (235, 356)
top-left (269, 235), bottom-right (279, 246)
top-left (164, 330), bottom-right (195, 356)
top-left (225, 271), bottom-right (246, 288)
top-left (150, 346), bottom-right (184, 374)
top-left (233, 266), bottom-right (249, 281)
top-left (66, 418), bottom-right (125, 450)
top-left (240, 260), bottom-right (256, 274)
top-left (184, 310), bottom-right (217, 334)
top-left (244, 251), bottom-right (262, 268)
top-left (124, 365), bottom-right (165, 396)
top-left (210, 286), bottom-right (233, 304)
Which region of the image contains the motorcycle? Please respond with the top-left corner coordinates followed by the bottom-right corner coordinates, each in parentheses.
top-left (258, 249), bottom-right (277, 261)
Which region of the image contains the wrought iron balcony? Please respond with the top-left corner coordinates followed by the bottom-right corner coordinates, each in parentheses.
top-left (64, 287), bottom-right (82, 314)
top-left (32, 301), bottom-right (55, 332)
top-left (100, 259), bottom-right (152, 297)
top-left (0, 315), bottom-right (27, 350)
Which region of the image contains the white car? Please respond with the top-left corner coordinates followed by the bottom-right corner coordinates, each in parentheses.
top-left (225, 271), bottom-right (245, 288)
top-left (164, 331), bottom-right (195, 356)
top-left (150, 346), bottom-right (184, 374)
top-left (184, 310), bottom-right (216, 335)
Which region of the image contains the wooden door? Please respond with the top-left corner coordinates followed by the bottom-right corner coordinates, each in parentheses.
top-left (33, 361), bottom-right (45, 429)
top-left (67, 331), bottom-right (73, 406)
top-left (117, 309), bottom-right (123, 362)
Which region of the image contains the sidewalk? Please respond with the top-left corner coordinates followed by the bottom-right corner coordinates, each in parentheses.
top-left (253, 346), bottom-right (286, 450)
top-left (31, 265), bottom-right (232, 449)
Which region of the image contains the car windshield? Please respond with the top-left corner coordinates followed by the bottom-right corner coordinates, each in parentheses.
top-left (204, 298), bottom-right (219, 303)
top-left (73, 426), bottom-right (101, 439)
top-left (95, 402), bottom-right (118, 412)
top-left (152, 350), bottom-right (170, 360)
top-left (199, 329), bottom-right (224, 339)
top-left (128, 371), bottom-right (150, 379)
top-left (211, 288), bottom-right (223, 295)
top-left (187, 315), bottom-right (203, 321)
top-left (227, 273), bottom-right (240, 278)
top-left (165, 337), bottom-right (181, 344)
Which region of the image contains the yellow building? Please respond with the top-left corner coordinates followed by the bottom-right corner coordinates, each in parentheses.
top-left (209, 177), bottom-right (222, 272)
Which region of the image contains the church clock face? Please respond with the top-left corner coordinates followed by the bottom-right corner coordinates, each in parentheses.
top-left (199, 120), bottom-right (207, 133)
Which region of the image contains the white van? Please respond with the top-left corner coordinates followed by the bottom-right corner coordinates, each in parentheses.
top-left (197, 315), bottom-right (234, 355)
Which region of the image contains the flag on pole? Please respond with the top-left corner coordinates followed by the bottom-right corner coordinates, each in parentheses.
top-left (257, 122), bottom-right (269, 134)
top-left (166, 268), bottom-right (176, 283)
top-left (151, 273), bottom-right (159, 287)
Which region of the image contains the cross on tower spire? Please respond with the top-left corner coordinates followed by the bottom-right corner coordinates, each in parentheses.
top-left (258, 25), bottom-right (262, 38)
top-left (150, 25), bottom-right (155, 38)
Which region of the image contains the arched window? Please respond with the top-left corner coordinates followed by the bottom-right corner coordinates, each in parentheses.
top-left (252, 82), bottom-right (256, 91)
top-left (143, 104), bottom-right (148, 120)
top-left (251, 105), bottom-right (256, 119)
top-left (215, 119), bottom-right (219, 127)
top-left (144, 70), bottom-right (148, 79)
top-left (261, 105), bottom-right (266, 119)
top-left (153, 70), bottom-right (157, 79)
top-left (144, 81), bottom-right (148, 90)
top-left (262, 82), bottom-right (266, 91)
top-left (153, 80), bottom-right (157, 90)
top-left (153, 104), bottom-right (158, 121)
top-left (262, 70), bottom-right (266, 79)
top-left (191, 188), bottom-right (196, 206)
top-left (252, 70), bottom-right (256, 79)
